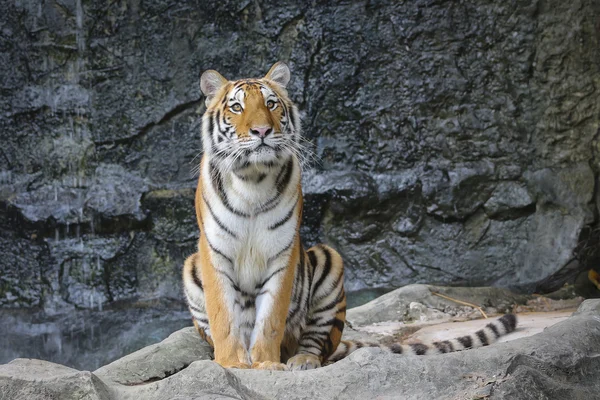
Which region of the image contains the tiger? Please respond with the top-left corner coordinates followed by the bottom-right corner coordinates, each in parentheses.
top-left (182, 62), bottom-right (518, 371)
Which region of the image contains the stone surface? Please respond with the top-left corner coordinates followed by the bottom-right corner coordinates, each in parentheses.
top-left (0, 359), bottom-right (110, 400)
top-left (94, 326), bottom-right (213, 385)
top-left (2, 299), bottom-right (598, 400)
top-left (346, 284), bottom-right (530, 327)
top-left (1, 0), bottom-right (600, 312)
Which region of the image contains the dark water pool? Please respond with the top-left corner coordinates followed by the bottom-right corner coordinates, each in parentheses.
top-left (0, 289), bottom-right (391, 370)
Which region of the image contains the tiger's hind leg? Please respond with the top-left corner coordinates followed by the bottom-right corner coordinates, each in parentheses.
top-left (287, 244), bottom-right (346, 371)
top-left (183, 253), bottom-right (214, 348)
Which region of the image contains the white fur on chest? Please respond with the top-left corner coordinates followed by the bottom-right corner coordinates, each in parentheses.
top-left (201, 161), bottom-right (299, 289)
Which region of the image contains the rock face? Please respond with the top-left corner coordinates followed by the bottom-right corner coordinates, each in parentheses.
top-left (1, 298), bottom-right (599, 399)
top-left (1, 0), bottom-right (600, 311)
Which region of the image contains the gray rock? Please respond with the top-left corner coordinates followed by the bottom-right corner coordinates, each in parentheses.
top-left (94, 327), bottom-right (213, 386)
top-left (346, 284), bottom-right (530, 327)
top-left (0, 359), bottom-right (110, 400)
top-left (483, 181), bottom-right (534, 218)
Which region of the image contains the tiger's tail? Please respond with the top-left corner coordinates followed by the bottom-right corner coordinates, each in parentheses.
top-left (326, 313), bottom-right (518, 362)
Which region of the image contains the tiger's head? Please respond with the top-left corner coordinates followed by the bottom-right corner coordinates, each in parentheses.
top-left (200, 62), bottom-right (301, 173)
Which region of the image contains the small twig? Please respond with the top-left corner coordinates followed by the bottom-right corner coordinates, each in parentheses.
top-left (430, 291), bottom-right (488, 319)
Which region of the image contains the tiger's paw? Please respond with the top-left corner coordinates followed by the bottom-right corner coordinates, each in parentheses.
top-left (219, 361), bottom-right (251, 369)
top-left (286, 354), bottom-right (321, 371)
top-left (251, 361), bottom-right (289, 371)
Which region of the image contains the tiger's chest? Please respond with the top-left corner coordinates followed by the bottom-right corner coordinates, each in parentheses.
top-left (204, 197), bottom-right (298, 290)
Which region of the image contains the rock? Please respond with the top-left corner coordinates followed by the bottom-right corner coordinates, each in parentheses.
top-left (2, 0), bottom-right (600, 310)
top-left (0, 359), bottom-right (110, 400)
top-left (408, 301), bottom-right (451, 322)
top-left (483, 182), bottom-right (534, 219)
top-left (346, 284), bottom-right (530, 327)
top-left (94, 327), bottom-right (212, 385)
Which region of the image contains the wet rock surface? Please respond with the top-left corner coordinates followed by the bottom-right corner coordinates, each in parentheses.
top-left (1, 295), bottom-right (598, 400)
top-left (1, 0), bottom-right (600, 312)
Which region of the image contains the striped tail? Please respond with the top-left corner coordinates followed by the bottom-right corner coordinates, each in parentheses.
top-left (327, 314), bottom-right (517, 362)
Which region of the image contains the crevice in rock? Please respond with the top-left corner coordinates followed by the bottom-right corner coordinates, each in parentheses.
top-left (0, 199), bottom-right (153, 241)
top-left (302, 36), bottom-right (323, 108)
top-left (94, 98), bottom-right (203, 148)
top-left (485, 202), bottom-right (537, 221)
top-left (122, 362), bottom-right (192, 386)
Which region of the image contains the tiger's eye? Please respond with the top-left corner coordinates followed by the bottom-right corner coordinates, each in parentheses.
top-left (231, 104), bottom-right (242, 112)
top-left (267, 100), bottom-right (275, 109)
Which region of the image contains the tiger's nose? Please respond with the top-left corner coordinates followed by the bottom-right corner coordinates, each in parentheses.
top-left (249, 126), bottom-right (272, 138)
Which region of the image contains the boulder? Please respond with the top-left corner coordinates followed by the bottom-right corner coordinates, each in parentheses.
top-left (0, 359), bottom-right (110, 400)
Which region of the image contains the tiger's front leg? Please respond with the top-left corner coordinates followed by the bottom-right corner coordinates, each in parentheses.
top-left (198, 236), bottom-right (251, 369)
top-left (249, 242), bottom-right (299, 371)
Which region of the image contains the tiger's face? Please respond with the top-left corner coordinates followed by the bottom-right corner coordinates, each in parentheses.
top-left (200, 62), bottom-right (301, 172)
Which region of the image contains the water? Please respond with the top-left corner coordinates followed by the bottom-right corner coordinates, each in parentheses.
top-left (0, 300), bottom-right (192, 371)
top-left (346, 287), bottom-right (394, 310)
top-left (0, 290), bottom-right (388, 371)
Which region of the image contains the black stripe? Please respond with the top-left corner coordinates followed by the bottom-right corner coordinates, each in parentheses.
top-left (457, 336), bottom-right (473, 348)
top-left (312, 248), bottom-right (332, 294)
top-left (191, 268), bottom-right (203, 291)
top-left (333, 318), bottom-right (345, 332)
top-left (207, 112), bottom-right (215, 136)
top-left (300, 337), bottom-right (322, 347)
top-left (209, 162), bottom-right (250, 218)
top-left (442, 340), bottom-right (454, 352)
top-left (433, 342), bottom-right (448, 353)
top-left (279, 98), bottom-right (290, 129)
top-left (389, 344), bottom-right (403, 354)
top-left (205, 235), bottom-right (233, 264)
top-left (409, 343), bottom-right (428, 355)
top-left (475, 330), bottom-right (489, 346)
top-left (216, 270), bottom-right (241, 293)
top-left (255, 161), bottom-right (293, 215)
top-left (256, 265), bottom-right (288, 290)
top-left (202, 194), bottom-right (238, 238)
top-left (267, 237), bottom-right (295, 266)
top-left (313, 318), bottom-right (333, 327)
top-left (321, 336), bottom-right (333, 356)
top-left (307, 250), bottom-right (317, 270)
top-left (499, 314), bottom-right (517, 333)
top-left (487, 322), bottom-right (500, 338)
top-left (241, 298), bottom-right (255, 309)
top-left (268, 196), bottom-right (298, 230)
top-left (188, 304), bottom-right (204, 315)
top-left (277, 158), bottom-right (294, 193)
top-left (313, 287), bottom-right (345, 314)
top-left (302, 329), bottom-right (329, 337)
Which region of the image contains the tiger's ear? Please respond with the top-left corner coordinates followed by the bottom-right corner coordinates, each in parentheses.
top-left (264, 62), bottom-right (290, 88)
top-left (200, 70), bottom-right (228, 105)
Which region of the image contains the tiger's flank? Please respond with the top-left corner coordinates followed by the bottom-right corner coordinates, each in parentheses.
top-left (182, 62), bottom-right (518, 371)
